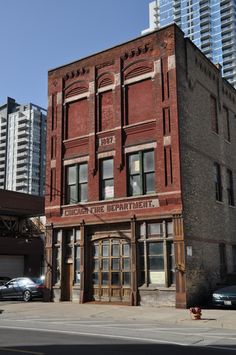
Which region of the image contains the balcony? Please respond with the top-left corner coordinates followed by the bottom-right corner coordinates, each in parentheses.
top-left (0, 128), bottom-right (6, 135)
top-left (17, 115), bottom-right (28, 124)
top-left (222, 33), bottom-right (233, 44)
top-left (17, 166), bottom-right (28, 173)
top-left (17, 158), bottom-right (29, 166)
top-left (17, 144), bottom-right (28, 153)
top-left (18, 123), bottom-right (29, 131)
top-left (18, 129), bottom-right (29, 137)
top-left (16, 181), bottom-right (28, 188)
top-left (222, 28), bottom-right (234, 37)
top-left (200, 17), bottom-right (211, 27)
top-left (0, 142), bottom-right (6, 148)
top-left (201, 33), bottom-right (211, 42)
top-left (200, 2), bottom-right (210, 11)
top-left (221, 10), bottom-right (233, 21)
top-left (16, 173), bottom-right (28, 181)
top-left (222, 47), bottom-right (235, 55)
top-left (17, 151), bottom-right (28, 159)
top-left (0, 121), bottom-right (6, 127)
top-left (18, 137), bottom-right (29, 145)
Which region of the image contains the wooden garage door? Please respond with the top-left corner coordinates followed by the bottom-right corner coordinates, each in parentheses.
top-left (91, 239), bottom-right (131, 303)
top-left (0, 255), bottom-right (24, 278)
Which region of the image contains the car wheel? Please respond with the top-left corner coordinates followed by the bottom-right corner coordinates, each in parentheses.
top-left (23, 290), bottom-right (31, 302)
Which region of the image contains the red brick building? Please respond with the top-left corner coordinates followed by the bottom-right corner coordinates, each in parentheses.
top-left (45, 24), bottom-right (236, 308)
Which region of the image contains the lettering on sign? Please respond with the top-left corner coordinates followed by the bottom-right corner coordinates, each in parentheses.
top-left (99, 136), bottom-right (115, 147)
top-left (63, 199), bottom-right (159, 217)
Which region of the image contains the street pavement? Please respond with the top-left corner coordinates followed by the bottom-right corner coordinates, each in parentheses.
top-left (0, 302), bottom-right (236, 354)
top-left (0, 301), bottom-right (235, 330)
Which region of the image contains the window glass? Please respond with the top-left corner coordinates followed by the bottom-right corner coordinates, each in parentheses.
top-left (112, 258), bottom-right (120, 270)
top-left (79, 164), bottom-right (88, 182)
top-left (129, 154), bottom-right (140, 174)
top-left (102, 272), bottom-right (109, 285)
top-left (75, 229), bottom-right (81, 241)
top-left (128, 150), bottom-right (155, 196)
top-left (69, 185), bottom-right (77, 204)
top-left (102, 159), bottom-right (113, 179)
top-left (111, 272), bottom-right (120, 285)
top-left (55, 247), bottom-right (61, 284)
top-left (67, 165), bottom-right (76, 184)
top-left (101, 159), bottom-right (114, 200)
top-left (75, 246), bottom-right (80, 284)
top-left (145, 172), bottom-right (155, 193)
top-left (55, 230), bottom-right (62, 243)
top-left (102, 241), bottom-right (109, 257)
top-left (80, 184), bottom-right (88, 202)
top-left (143, 151), bottom-right (154, 172)
top-left (169, 242), bottom-right (175, 285)
top-left (214, 162), bottom-right (222, 201)
top-left (112, 244), bottom-right (119, 257)
top-left (65, 230), bottom-right (74, 244)
top-left (92, 273), bottom-right (99, 285)
top-left (130, 175), bottom-right (141, 195)
top-left (167, 222), bottom-right (173, 236)
top-left (103, 179), bottom-right (114, 199)
top-left (123, 258), bottom-right (130, 270)
top-left (66, 163), bottom-right (88, 204)
top-left (102, 259), bottom-right (109, 271)
top-left (148, 223), bottom-right (161, 236)
top-left (123, 243), bottom-right (130, 256)
top-left (148, 242), bottom-right (164, 284)
top-left (123, 272), bottom-right (130, 286)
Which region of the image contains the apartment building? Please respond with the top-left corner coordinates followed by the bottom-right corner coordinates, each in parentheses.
top-left (44, 24), bottom-right (236, 308)
top-left (142, 0), bottom-right (236, 88)
top-left (0, 97), bottom-right (47, 196)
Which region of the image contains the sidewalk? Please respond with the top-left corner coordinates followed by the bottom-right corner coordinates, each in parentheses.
top-left (0, 302), bottom-right (236, 330)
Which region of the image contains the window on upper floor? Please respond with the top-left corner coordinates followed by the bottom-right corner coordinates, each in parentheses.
top-left (100, 158), bottom-right (114, 200)
top-left (227, 169), bottom-right (234, 206)
top-left (210, 96), bottom-right (219, 134)
top-left (127, 150), bottom-right (155, 196)
top-left (65, 163), bottom-right (88, 204)
top-left (214, 162), bottom-right (222, 202)
top-left (223, 106), bottom-right (230, 142)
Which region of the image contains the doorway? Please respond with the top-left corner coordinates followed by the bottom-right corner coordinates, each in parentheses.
top-left (90, 238), bottom-right (131, 303)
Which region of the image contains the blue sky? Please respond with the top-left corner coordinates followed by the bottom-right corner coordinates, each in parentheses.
top-left (0, 0), bottom-right (150, 109)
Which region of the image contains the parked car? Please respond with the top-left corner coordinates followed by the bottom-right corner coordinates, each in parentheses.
top-left (212, 285), bottom-right (236, 307)
top-left (0, 277), bottom-right (11, 286)
top-left (0, 277), bottom-right (45, 302)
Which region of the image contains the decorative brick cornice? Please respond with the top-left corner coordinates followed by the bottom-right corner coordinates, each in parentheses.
top-left (195, 56), bottom-right (216, 82)
top-left (63, 67), bottom-right (90, 81)
top-left (96, 60), bottom-right (115, 69)
top-left (121, 43), bottom-right (153, 60)
top-left (222, 83), bottom-right (236, 103)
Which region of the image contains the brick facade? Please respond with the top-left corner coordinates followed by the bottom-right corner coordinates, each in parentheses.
top-left (45, 24), bottom-right (236, 308)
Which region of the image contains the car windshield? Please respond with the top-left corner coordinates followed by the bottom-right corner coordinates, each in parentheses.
top-left (30, 277), bottom-right (44, 285)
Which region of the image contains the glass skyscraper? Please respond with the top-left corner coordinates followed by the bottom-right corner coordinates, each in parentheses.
top-left (142, 0), bottom-right (236, 88)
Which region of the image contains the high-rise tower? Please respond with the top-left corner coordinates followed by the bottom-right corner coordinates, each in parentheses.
top-left (142, 0), bottom-right (236, 87)
top-left (0, 97), bottom-right (47, 196)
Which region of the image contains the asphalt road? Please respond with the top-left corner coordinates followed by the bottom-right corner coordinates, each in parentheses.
top-left (0, 302), bottom-right (236, 354)
top-left (0, 327), bottom-right (236, 355)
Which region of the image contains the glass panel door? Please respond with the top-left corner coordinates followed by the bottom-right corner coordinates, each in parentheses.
top-left (91, 238), bottom-right (131, 302)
